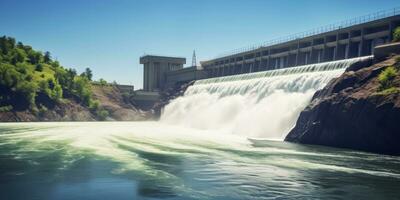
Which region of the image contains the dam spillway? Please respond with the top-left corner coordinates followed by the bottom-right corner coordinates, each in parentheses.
top-left (160, 56), bottom-right (372, 139)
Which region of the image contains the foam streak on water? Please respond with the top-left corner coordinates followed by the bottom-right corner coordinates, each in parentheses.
top-left (0, 122), bottom-right (399, 200)
top-left (161, 57), bottom-right (372, 139)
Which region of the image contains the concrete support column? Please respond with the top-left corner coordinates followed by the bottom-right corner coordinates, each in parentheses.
top-left (242, 57), bottom-right (245, 73)
top-left (322, 37), bottom-right (327, 62)
top-left (143, 65), bottom-right (147, 91)
top-left (145, 64), bottom-right (149, 91)
top-left (389, 21), bottom-right (394, 42)
top-left (295, 41), bottom-right (300, 66)
top-left (334, 31), bottom-right (340, 60)
top-left (358, 29), bottom-right (365, 56)
top-left (148, 63), bottom-right (152, 91)
top-left (310, 40), bottom-right (314, 63)
top-left (346, 31), bottom-right (351, 59)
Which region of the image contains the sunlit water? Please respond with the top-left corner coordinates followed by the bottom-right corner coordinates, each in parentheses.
top-left (1, 122), bottom-right (399, 200)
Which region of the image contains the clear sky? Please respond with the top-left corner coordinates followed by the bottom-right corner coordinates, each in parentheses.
top-left (0, 0), bottom-right (399, 88)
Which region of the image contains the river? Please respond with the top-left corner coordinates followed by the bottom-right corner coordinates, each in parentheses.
top-left (0, 122), bottom-right (399, 200)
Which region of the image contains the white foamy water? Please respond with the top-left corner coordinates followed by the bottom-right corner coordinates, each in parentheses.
top-left (1, 121), bottom-right (399, 200)
top-left (161, 56), bottom-right (372, 139)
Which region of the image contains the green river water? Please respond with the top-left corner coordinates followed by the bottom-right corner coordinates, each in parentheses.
top-left (0, 122), bottom-right (399, 200)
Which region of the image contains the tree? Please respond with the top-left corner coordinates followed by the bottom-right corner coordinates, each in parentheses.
top-left (99, 78), bottom-right (108, 86)
top-left (80, 67), bottom-right (93, 81)
top-left (11, 48), bottom-right (26, 64)
top-left (0, 35), bottom-right (106, 112)
top-left (44, 51), bottom-right (51, 63)
top-left (72, 76), bottom-right (92, 106)
top-left (35, 64), bottom-right (43, 72)
top-left (28, 50), bottom-right (42, 64)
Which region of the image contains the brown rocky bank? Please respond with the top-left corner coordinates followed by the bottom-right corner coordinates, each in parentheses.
top-left (0, 85), bottom-right (151, 122)
top-left (285, 55), bottom-right (400, 155)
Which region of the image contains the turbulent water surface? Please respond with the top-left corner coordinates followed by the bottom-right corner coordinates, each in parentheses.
top-left (0, 122), bottom-right (399, 200)
top-left (2, 57), bottom-right (399, 199)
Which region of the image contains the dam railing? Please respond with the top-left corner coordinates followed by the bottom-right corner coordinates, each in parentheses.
top-left (212, 7), bottom-right (400, 60)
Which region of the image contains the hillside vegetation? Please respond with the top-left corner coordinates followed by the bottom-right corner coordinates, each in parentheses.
top-left (0, 36), bottom-right (146, 121)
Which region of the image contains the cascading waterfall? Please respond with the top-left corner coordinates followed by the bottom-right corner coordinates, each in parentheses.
top-left (160, 56), bottom-right (372, 140)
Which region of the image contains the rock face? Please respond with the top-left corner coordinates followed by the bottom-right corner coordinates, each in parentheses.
top-left (0, 85), bottom-right (151, 122)
top-left (91, 85), bottom-right (151, 121)
top-left (0, 100), bottom-right (96, 122)
top-left (285, 56), bottom-right (400, 155)
top-left (152, 81), bottom-right (195, 118)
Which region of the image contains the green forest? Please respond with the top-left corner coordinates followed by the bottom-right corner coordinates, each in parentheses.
top-left (0, 36), bottom-right (106, 118)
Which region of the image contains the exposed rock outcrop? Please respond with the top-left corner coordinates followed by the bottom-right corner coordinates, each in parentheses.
top-left (0, 85), bottom-right (151, 122)
top-left (91, 85), bottom-right (151, 121)
top-left (285, 55), bottom-right (400, 155)
top-left (0, 99), bottom-right (96, 122)
top-left (152, 81), bottom-right (195, 118)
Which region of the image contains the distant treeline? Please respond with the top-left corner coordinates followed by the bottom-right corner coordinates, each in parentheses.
top-left (0, 36), bottom-right (106, 117)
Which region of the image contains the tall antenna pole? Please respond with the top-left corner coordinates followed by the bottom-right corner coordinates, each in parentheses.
top-left (192, 50), bottom-right (197, 67)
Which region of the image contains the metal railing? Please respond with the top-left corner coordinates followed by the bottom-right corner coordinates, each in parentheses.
top-left (140, 54), bottom-right (185, 59)
top-left (207, 7), bottom-right (400, 61)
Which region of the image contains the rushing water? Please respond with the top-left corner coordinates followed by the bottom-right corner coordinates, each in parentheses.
top-left (2, 57), bottom-right (399, 199)
top-left (161, 57), bottom-right (372, 139)
top-left (0, 122), bottom-right (400, 200)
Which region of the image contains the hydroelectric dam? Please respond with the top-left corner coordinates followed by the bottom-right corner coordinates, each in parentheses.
top-left (160, 56), bottom-right (372, 139)
top-left (132, 8), bottom-right (400, 139)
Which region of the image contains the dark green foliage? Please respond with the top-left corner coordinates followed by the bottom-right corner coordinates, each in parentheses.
top-left (80, 67), bottom-right (93, 81)
top-left (98, 78), bottom-right (108, 86)
top-left (35, 64), bottom-right (43, 71)
top-left (0, 35), bottom-right (99, 112)
top-left (27, 50), bottom-right (42, 64)
top-left (393, 27), bottom-right (400, 42)
top-left (44, 51), bottom-right (51, 63)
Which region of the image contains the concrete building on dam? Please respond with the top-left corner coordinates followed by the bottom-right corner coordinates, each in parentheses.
top-left (133, 8), bottom-right (400, 109)
top-left (201, 11), bottom-right (400, 78)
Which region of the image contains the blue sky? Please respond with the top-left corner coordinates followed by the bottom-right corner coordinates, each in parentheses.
top-left (0, 0), bottom-right (399, 88)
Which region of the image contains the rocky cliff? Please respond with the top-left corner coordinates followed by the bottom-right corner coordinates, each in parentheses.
top-left (152, 81), bottom-right (195, 118)
top-left (285, 55), bottom-right (400, 155)
top-left (0, 85), bottom-right (151, 122)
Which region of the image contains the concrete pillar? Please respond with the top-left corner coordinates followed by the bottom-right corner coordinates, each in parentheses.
top-left (242, 57), bottom-right (245, 73)
top-left (143, 64), bottom-right (147, 91)
top-left (346, 31), bottom-right (351, 59)
top-left (322, 37), bottom-right (327, 62)
top-left (389, 21), bottom-right (393, 42)
top-left (295, 41), bottom-right (300, 66)
top-left (358, 29), bottom-right (365, 56)
top-left (145, 64), bottom-right (149, 91)
top-left (310, 46), bottom-right (314, 64)
top-left (150, 63), bottom-right (155, 91)
top-left (334, 31), bottom-right (340, 60)
top-left (148, 63), bottom-right (152, 91)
